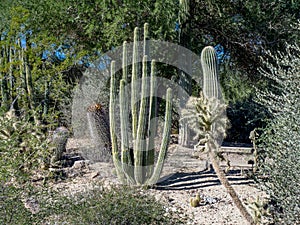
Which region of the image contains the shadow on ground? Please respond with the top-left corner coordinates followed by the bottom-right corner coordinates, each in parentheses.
top-left (155, 168), bottom-right (254, 190)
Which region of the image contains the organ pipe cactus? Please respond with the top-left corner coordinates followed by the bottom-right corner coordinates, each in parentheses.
top-left (109, 24), bottom-right (173, 186)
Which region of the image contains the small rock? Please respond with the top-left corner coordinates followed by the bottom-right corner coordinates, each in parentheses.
top-left (90, 171), bottom-right (100, 179)
top-left (24, 197), bottom-right (39, 214)
top-left (72, 160), bottom-right (86, 169)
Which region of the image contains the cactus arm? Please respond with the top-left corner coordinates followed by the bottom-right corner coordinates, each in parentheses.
top-left (0, 47), bottom-right (9, 110)
top-left (202, 46), bottom-right (220, 136)
top-left (143, 23), bottom-right (149, 56)
top-left (109, 61), bottom-right (126, 183)
top-left (134, 55), bottom-right (149, 184)
top-left (146, 88), bottom-right (172, 185)
top-left (145, 60), bottom-right (157, 178)
top-left (131, 27), bottom-right (139, 140)
top-left (122, 41), bottom-right (128, 81)
top-left (119, 79), bottom-right (135, 184)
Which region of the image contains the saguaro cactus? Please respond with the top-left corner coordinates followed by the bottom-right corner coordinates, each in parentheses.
top-left (109, 24), bottom-right (173, 186)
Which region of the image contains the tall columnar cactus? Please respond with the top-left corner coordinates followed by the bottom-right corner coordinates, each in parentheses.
top-left (199, 46), bottom-right (255, 224)
top-left (201, 46), bottom-right (222, 100)
top-left (109, 24), bottom-right (173, 186)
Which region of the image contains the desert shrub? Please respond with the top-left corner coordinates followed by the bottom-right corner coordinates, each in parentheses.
top-left (0, 184), bottom-right (33, 225)
top-left (0, 109), bottom-right (50, 182)
top-left (0, 108), bottom-right (52, 224)
top-left (256, 43), bottom-right (300, 224)
top-left (45, 185), bottom-right (188, 225)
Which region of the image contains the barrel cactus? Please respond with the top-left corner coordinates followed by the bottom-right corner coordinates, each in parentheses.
top-left (50, 126), bottom-right (69, 165)
top-left (86, 103), bottom-right (111, 162)
top-left (109, 24), bottom-right (173, 186)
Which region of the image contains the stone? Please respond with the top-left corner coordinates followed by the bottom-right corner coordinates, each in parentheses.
top-left (72, 160), bottom-right (86, 169)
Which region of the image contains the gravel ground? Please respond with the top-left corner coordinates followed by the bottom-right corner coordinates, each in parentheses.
top-left (49, 160), bottom-right (267, 225)
top-left (50, 140), bottom-right (268, 224)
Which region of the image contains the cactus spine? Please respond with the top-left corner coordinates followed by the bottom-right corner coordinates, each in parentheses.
top-left (201, 46), bottom-right (255, 224)
top-left (109, 24), bottom-right (172, 186)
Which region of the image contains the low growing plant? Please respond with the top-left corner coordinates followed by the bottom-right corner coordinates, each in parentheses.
top-left (43, 184), bottom-right (188, 225)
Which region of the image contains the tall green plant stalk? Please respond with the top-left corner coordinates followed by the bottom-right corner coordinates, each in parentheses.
top-left (182, 46), bottom-right (255, 224)
top-left (109, 24), bottom-right (173, 186)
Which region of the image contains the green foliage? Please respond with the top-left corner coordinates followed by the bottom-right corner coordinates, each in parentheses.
top-left (0, 109), bottom-right (50, 182)
top-left (256, 43), bottom-right (300, 224)
top-left (0, 184), bottom-right (36, 225)
top-left (0, 6), bottom-right (82, 127)
top-left (1, 183), bottom-right (187, 224)
top-left (218, 62), bottom-right (268, 143)
top-left (12, 0), bottom-right (178, 53)
top-left (220, 65), bottom-right (253, 104)
top-left (47, 185), bottom-right (187, 225)
top-left (187, 0), bottom-right (300, 77)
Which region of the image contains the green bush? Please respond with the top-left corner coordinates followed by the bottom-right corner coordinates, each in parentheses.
top-left (0, 109), bottom-right (50, 182)
top-left (2, 183), bottom-right (188, 225)
top-left (47, 185), bottom-right (188, 225)
top-left (256, 43), bottom-right (300, 224)
top-left (0, 110), bottom-right (46, 225)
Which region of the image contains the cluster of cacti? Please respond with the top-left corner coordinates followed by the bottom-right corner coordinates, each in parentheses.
top-left (109, 23), bottom-right (173, 186)
top-left (0, 18), bottom-right (39, 124)
top-left (183, 46), bottom-right (255, 224)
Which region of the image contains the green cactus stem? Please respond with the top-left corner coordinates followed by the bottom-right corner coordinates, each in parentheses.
top-left (201, 46), bottom-right (222, 100)
top-left (131, 27), bottom-right (139, 140)
top-left (109, 61), bottom-right (127, 184)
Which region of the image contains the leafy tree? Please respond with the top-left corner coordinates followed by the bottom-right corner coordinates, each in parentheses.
top-left (0, 6), bottom-right (83, 126)
top-left (185, 0), bottom-right (300, 77)
top-left (13, 0), bottom-right (178, 53)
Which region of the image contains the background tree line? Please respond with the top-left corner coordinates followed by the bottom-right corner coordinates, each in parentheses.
top-left (1, 0), bottom-right (299, 141)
